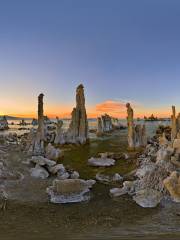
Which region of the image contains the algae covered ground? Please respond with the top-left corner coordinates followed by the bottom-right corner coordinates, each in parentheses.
top-left (61, 129), bottom-right (137, 180)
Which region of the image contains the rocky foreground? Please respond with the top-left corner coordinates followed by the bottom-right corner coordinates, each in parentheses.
top-left (110, 127), bottom-right (180, 208)
top-left (1, 124), bottom-right (180, 209)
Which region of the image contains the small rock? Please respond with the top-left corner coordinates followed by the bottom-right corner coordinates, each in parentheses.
top-left (30, 165), bottom-right (49, 179)
top-left (57, 172), bottom-right (69, 180)
top-left (88, 157), bottom-right (115, 167)
top-left (30, 156), bottom-right (56, 167)
top-left (48, 164), bottom-right (65, 175)
top-left (70, 171), bottom-right (80, 179)
top-left (110, 187), bottom-right (128, 197)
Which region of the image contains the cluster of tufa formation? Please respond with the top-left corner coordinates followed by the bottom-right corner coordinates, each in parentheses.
top-left (110, 106), bottom-right (180, 208)
top-left (126, 103), bottom-right (147, 149)
top-left (53, 84), bottom-right (89, 145)
top-left (96, 114), bottom-right (113, 136)
top-left (25, 84), bottom-right (89, 160)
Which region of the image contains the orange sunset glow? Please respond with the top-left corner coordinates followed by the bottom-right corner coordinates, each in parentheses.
top-left (2, 99), bottom-right (172, 119)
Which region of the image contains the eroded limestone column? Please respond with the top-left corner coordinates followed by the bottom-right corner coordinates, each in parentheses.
top-left (38, 93), bottom-right (45, 141)
top-left (126, 103), bottom-right (135, 148)
top-left (171, 106), bottom-right (177, 141)
top-left (67, 84), bottom-right (89, 144)
top-left (97, 117), bottom-right (103, 136)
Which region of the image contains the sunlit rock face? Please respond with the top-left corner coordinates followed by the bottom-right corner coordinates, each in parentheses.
top-left (47, 179), bottom-right (96, 203)
top-left (66, 84), bottom-right (89, 144)
top-left (164, 171), bottom-right (180, 202)
top-left (159, 133), bottom-right (169, 146)
top-left (126, 103), bottom-right (147, 149)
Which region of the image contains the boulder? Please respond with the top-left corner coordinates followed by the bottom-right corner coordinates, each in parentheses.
top-left (173, 139), bottom-right (180, 149)
top-left (30, 165), bottom-right (49, 179)
top-left (110, 181), bottom-right (134, 197)
top-left (156, 147), bottom-right (170, 162)
top-left (136, 162), bottom-right (156, 179)
top-left (30, 156), bottom-right (56, 167)
top-left (96, 173), bottom-right (123, 184)
top-left (159, 133), bottom-right (169, 146)
top-left (47, 179), bottom-right (96, 203)
top-left (48, 164), bottom-right (65, 175)
top-left (133, 189), bottom-right (162, 208)
top-left (163, 171), bottom-right (180, 202)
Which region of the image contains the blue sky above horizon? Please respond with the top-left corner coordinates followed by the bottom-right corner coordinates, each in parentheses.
top-left (0, 0), bottom-right (180, 117)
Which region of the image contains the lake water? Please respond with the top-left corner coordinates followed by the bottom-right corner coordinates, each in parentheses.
top-left (1, 119), bottom-right (171, 138)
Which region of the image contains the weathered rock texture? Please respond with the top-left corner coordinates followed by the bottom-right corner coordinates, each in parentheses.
top-left (171, 105), bottom-right (180, 141)
top-left (96, 114), bottom-right (113, 136)
top-left (110, 131), bottom-right (180, 208)
top-left (66, 84), bottom-right (88, 144)
top-left (54, 117), bottom-right (65, 145)
top-left (47, 179), bottom-right (96, 203)
top-left (38, 93), bottom-right (45, 141)
top-left (97, 117), bottom-right (103, 136)
top-left (126, 103), bottom-right (147, 149)
top-left (164, 171), bottom-right (180, 202)
top-left (0, 116), bottom-right (9, 130)
top-left (28, 94), bottom-right (46, 155)
top-left (126, 103), bottom-right (135, 148)
top-left (101, 114), bottom-right (113, 132)
top-left (45, 143), bottom-right (62, 161)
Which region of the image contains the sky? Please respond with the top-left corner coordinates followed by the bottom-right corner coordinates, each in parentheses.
top-left (0, 0), bottom-right (180, 118)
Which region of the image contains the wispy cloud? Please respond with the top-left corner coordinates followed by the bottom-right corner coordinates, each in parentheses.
top-left (95, 100), bottom-right (127, 117)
